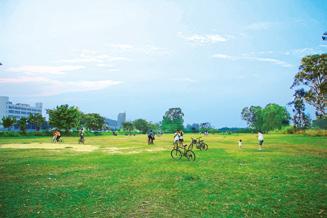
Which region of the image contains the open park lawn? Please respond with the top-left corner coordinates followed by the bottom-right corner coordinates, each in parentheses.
top-left (0, 134), bottom-right (326, 217)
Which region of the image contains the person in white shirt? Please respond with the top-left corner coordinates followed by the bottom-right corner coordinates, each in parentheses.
top-left (238, 139), bottom-right (243, 149)
top-left (258, 131), bottom-right (264, 150)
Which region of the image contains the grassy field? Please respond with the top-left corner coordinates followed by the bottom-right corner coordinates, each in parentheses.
top-left (0, 134), bottom-right (326, 217)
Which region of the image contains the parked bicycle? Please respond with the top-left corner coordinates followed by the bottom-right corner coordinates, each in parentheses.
top-left (188, 137), bottom-right (208, 151)
top-left (171, 143), bottom-right (196, 161)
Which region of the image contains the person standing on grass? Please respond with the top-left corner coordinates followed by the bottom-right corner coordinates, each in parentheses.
top-left (238, 139), bottom-right (243, 149)
top-left (258, 131), bottom-right (264, 150)
top-left (179, 130), bottom-right (184, 146)
top-left (79, 128), bottom-right (85, 144)
top-left (173, 130), bottom-right (180, 148)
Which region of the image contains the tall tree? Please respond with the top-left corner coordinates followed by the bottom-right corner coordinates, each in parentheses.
top-left (288, 89), bottom-right (311, 129)
top-left (241, 106), bottom-right (263, 131)
top-left (1, 116), bottom-right (16, 130)
top-left (200, 122), bottom-right (212, 132)
top-left (291, 54), bottom-right (327, 118)
top-left (81, 113), bottom-right (105, 131)
top-left (28, 113), bottom-right (45, 131)
top-left (18, 117), bottom-right (27, 134)
top-left (242, 104), bottom-right (290, 131)
top-left (262, 103), bottom-right (290, 131)
top-left (133, 119), bottom-right (149, 133)
top-left (47, 104), bottom-right (82, 133)
top-left (161, 108), bottom-right (184, 133)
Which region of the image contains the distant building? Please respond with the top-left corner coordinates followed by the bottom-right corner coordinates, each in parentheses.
top-left (117, 112), bottom-right (126, 128)
top-left (105, 118), bottom-right (118, 130)
top-left (0, 96), bottom-right (42, 120)
top-left (105, 112), bottom-right (126, 130)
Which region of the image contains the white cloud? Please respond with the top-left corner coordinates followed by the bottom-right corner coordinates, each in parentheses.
top-left (212, 54), bottom-right (234, 60)
top-left (212, 53), bottom-right (293, 68)
top-left (57, 49), bottom-right (131, 64)
top-left (6, 65), bottom-right (85, 74)
top-left (178, 32), bottom-right (228, 45)
top-left (244, 21), bottom-right (276, 31)
top-left (0, 76), bottom-right (122, 96)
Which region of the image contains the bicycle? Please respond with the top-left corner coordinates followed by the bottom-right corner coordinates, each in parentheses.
top-left (171, 142), bottom-right (196, 161)
top-left (52, 136), bottom-right (63, 143)
top-left (188, 137), bottom-right (208, 151)
top-left (78, 136), bottom-right (85, 144)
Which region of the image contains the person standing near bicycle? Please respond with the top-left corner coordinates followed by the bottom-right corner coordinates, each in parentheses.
top-left (53, 129), bottom-right (61, 142)
top-left (179, 130), bottom-right (184, 146)
top-left (173, 130), bottom-right (180, 148)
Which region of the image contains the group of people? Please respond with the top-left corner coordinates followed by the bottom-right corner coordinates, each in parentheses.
top-left (52, 128), bottom-right (85, 143)
top-left (238, 131), bottom-right (264, 150)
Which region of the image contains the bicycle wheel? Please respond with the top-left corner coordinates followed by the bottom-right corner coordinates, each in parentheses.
top-left (201, 143), bottom-right (208, 151)
top-left (171, 149), bottom-right (182, 160)
top-left (185, 150), bottom-right (196, 161)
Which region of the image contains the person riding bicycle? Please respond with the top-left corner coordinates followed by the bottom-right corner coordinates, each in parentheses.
top-left (53, 129), bottom-right (61, 142)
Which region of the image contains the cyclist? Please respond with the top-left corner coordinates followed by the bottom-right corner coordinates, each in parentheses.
top-left (53, 129), bottom-right (61, 142)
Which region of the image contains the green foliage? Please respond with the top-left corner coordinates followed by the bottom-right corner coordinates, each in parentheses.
top-left (17, 117), bottom-right (27, 134)
top-left (122, 121), bottom-right (134, 133)
top-left (161, 107), bottom-right (184, 133)
top-left (133, 119), bottom-right (149, 133)
top-left (81, 113), bottom-right (105, 131)
top-left (289, 89), bottom-right (311, 129)
top-left (199, 122), bottom-right (212, 132)
top-left (47, 104), bottom-right (82, 133)
top-left (292, 54), bottom-right (327, 118)
top-left (312, 118), bottom-right (327, 129)
top-left (241, 106), bottom-right (264, 130)
top-left (262, 103), bottom-right (290, 132)
top-left (1, 116), bottom-right (16, 130)
top-left (242, 104), bottom-right (290, 132)
top-left (28, 113), bottom-right (45, 131)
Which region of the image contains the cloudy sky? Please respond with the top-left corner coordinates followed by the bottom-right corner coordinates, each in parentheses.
top-left (0, 0), bottom-right (326, 127)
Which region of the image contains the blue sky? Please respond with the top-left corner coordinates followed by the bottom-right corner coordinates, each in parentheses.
top-left (0, 0), bottom-right (326, 127)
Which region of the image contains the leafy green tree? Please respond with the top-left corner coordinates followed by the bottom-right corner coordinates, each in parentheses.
top-left (18, 117), bottom-right (27, 134)
top-left (1, 116), bottom-right (16, 130)
top-left (47, 104), bottom-right (82, 133)
top-left (291, 54), bottom-right (327, 118)
top-left (28, 113), bottom-right (45, 131)
top-left (241, 106), bottom-right (264, 131)
top-left (147, 122), bottom-right (160, 133)
top-left (200, 122), bottom-right (211, 132)
top-left (81, 113), bottom-right (105, 131)
top-left (161, 108), bottom-right (184, 133)
top-left (133, 119), bottom-right (149, 133)
top-left (122, 121), bottom-right (134, 134)
top-left (288, 89), bottom-right (311, 129)
top-left (242, 104), bottom-right (290, 131)
top-left (262, 103), bottom-right (290, 131)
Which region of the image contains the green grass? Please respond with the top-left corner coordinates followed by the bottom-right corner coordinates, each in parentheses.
top-left (0, 134), bottom-right (326, 217)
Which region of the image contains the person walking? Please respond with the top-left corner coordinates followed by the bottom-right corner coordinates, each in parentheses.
top-left (258, 131), bottom-right (264, 150)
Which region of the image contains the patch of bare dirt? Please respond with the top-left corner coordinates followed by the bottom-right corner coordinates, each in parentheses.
top-left (0, 143), bottom-right (98, 152)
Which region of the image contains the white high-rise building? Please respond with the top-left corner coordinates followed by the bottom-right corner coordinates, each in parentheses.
top-left (0, 96), bottom-right (43, 121)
